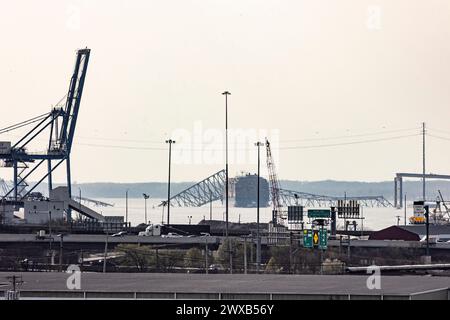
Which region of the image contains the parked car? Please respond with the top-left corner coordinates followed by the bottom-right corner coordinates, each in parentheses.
top-left (420, 235), bottom-right (438, 244)
top-left (112, 231), bottom-right (127, 237)
top-left (162, 233), bottom-right (183, 238)
top-left (208, 264), bottom-right (225, 273)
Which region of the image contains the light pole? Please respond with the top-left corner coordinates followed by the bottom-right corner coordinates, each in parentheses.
top-left (57, 234), bottom-right (64, 272)
top-left (425, 204), bottom-right (430, 256)
top-left (422, 122), bottom-right (426, 202)
top-left (103, 232), bottom-right (109, 273)
top-left (48, 203), bottom-right (52, 252)
top-left (78, 187), bottom-right (82, 211)
top-left (142, 193), bottom-right (149, 224)
top-left (125, 189), bottom-right (129, 226)
top-left (166, 139), bottom-right (175, 225)
top-left (222, 90), bottom-right (231, 273)
top-left (255, 141), bottom-right (264, 273)
top-left (209, 189), bottom-right (213, 220)
top-left (404, 193), bottom-right (407, 226)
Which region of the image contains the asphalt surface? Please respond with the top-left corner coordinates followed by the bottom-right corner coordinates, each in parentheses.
top-left (3, 233), bottom-right (450, 249)
top-left (1, 272), bottom-right (450, 295)
top-left (0, 233), bottom-right (219, 245)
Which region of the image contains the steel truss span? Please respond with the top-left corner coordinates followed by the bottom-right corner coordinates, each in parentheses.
top-left (159, 170), bottom-right (226, 207)
top-left (279, 189), bottom-right (393, 208)
top-left (158, 170), bottom-right (392, 208)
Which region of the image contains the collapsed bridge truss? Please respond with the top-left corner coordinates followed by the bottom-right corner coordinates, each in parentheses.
top-left (160, 170), bottom-right (393, 208)
top-left (159, 170), bottom-right (226, 207)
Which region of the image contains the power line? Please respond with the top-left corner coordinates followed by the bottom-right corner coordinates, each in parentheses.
top-left (75, 134), bottom-right (420, 152)
top-left (77, 126), bottom-right (420, 145)
top-left (427, 134), bottom-right (450, 142)
top-left (278, 133), bottom-right (421, 150)
top-left (77, 136), bottom-right (165, 144)
top-left (428, 128), bottom-right (450, 137)
top-left (75, 142), bottom-right (166, 151)
top-left (0, 112), bottom-right (51, 135)
top-left (279, 127), bottom-right (420, 143)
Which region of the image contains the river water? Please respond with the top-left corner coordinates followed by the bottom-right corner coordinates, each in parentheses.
top-left (85, 198), bottom-right (405, 231)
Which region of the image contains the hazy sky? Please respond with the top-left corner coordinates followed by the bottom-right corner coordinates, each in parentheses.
top-left (0, 0), bottom-right (449, 183)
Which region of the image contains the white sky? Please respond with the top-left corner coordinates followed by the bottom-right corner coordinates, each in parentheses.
top-left (0, 0), bottom-right (449, 183)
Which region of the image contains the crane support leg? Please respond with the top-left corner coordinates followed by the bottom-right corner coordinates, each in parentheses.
top-left (48, 159), bottom-right (53, 195)
top-left (394, 177), bottom-right (398, 208)
top-left (66, 156), bottom-right (72, 222)
top-left (13, 161), bottom-right (18, 202)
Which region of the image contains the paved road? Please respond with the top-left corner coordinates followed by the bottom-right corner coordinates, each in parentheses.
top-left (0, 233), bottom-right (219, 245)
top-left (2, 233), bottom-right (450, 250)
top-left (1, 272), bottom-right (450, 296)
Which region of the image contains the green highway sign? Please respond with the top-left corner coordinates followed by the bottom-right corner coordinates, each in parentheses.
top-left (303, 228), bottom-right (328, 249)
top-left (307, 209), bottom-right (331, 219)
top-left (303, 229), bottom-right (313, 248)
top-left (319, 228), bottom-right (328, 249)
top-left (312, 230), bottom-right (320, 246)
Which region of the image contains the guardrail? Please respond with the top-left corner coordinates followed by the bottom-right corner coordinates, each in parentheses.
top-left (3, 290), bottom-right (431, 300)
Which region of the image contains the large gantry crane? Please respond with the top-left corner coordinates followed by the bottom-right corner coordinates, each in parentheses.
top-left (0, 48), bottom-right (90, 221)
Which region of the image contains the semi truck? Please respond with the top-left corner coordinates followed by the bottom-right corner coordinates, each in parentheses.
top-left (138, 224), bottom-right (210, 237)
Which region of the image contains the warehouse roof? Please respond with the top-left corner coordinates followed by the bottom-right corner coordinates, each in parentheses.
top-left (369, 224), bottom-right (450, 241)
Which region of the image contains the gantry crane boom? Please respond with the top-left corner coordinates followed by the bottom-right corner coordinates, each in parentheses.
top-left (59, 48), bottom-right (90, 153)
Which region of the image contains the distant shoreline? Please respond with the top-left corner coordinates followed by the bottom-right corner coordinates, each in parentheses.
top-left (20, 179), bottom-right (450, 201)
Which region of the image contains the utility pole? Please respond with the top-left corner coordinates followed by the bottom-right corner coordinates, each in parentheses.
top-left (222, 91), bottom-right (231, 273)
top-left (404, 193), bottom-right (407, 226)
top-left (156, 248), bottom-right (159, 271)
top-left (48, 208), bottom-right (52, 252)
top-left (80, 249), bottom-right (84, 271)
top-left (361, 205), bottom-right (364, 237)
top-left (142, 193), bottom-right (149, 224)
top-left (289, 232), bottom-right (293, 274)
top-left (58, 234), bottom-right (64, 272)
top-left (424, 204), bottom-right (430, 256)
top-left (229, 241), bottom-right (233, 274)
top-left (210, 192), bottom-right (213, 220)
top-left (205, 237), bottom-right (209, 274)
top-left (255, 141), bottom-right (264, 273)
top-left (344, 192), bottom-right (347, 231)
top-left (79, 187), bottom-right (82, 211)
top-left (166, 139), bottom-right (175, 225)
top-left (250, 235), bottom-right (254, 267)
top-left (125, 189), bottom-right (129, 226)
top-left (103, 232), bottom-right (109, 273)
top-left (423, 122), bottom-right (426, 202)
top-left (244, 237), bottom-right (248, 274)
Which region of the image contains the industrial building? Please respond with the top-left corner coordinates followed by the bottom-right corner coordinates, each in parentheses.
top-left (369, 225), bottom-right (450, 242)
top-left (1, 186), bottom-right (105, 225)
